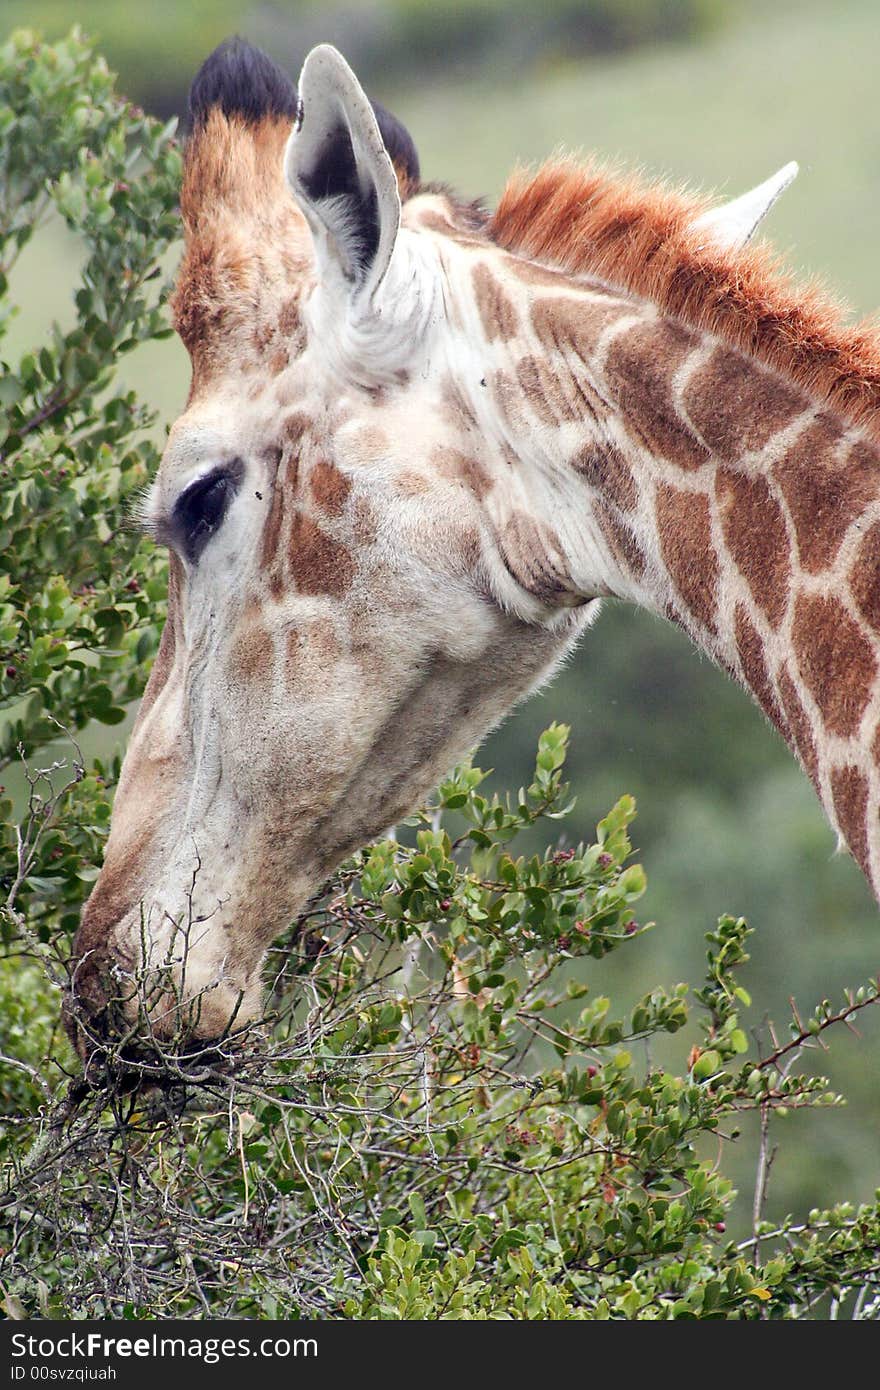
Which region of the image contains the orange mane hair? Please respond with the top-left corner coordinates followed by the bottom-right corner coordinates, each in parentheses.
top-left (489, 158), bottom-right (880, 444)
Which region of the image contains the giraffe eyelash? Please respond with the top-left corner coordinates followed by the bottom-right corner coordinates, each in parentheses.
top-left (129, 485), bottom-right (159, 540)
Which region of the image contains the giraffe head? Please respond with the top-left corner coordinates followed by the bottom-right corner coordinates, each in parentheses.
top-left (67, 39), bottom-right (592, 1053)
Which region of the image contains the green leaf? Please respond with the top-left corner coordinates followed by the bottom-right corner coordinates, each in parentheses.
top-left (693, 1050), bottom-right (721, 1081)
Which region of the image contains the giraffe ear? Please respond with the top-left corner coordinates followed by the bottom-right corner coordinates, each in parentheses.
top-left (691, 161), bottom-right (798, 250)
top-left (285, 45), bottom-right (408, 300)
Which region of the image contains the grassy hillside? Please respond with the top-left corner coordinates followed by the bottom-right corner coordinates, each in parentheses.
top-left (0, 0), bottom-right (726, 113)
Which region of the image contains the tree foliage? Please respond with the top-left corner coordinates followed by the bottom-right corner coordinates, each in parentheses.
top-left (0, 27), bottom-right (178, 946)
top-left (1, 31), bottom-right (880, 1322)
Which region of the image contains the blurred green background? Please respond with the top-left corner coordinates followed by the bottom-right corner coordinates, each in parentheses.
top-left (5, 0), bottom-right (880, 1233)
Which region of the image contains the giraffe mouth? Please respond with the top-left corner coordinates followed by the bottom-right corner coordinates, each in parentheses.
top-left (63, 986), bottom-right (245, 1098)
top-left (63, 939), bottom-right (256, 1088)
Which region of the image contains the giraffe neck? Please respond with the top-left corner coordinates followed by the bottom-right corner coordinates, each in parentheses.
top-left (456, 259), bottom-right (880, 890)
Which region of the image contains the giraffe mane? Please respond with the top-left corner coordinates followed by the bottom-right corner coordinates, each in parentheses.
top-left (489, 157), bottom-right (880, 445)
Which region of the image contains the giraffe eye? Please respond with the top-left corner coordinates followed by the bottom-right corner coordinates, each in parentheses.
top-left (174, 467), bottom-right (235, 563)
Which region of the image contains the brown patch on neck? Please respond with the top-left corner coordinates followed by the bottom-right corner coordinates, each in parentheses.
top-left (408, 185), bottom-right (488, 242)
top-left (655, 481), bottom-right (718, 634)
top-left (517, 355), bottom-right (586, 427)
top-left (278, 295), bottom-right (304, 339)
top-left (506, 255), bottom-right (597, 291)
top-left (594, 503), bottom-right (646, 581)
top-left (734, 604), bottom-right (787, 734)
top-left (440, 375), bottom-right (480, 435)
top-left (306, 616), bottom-right (343, 660)
top-left (715, 469), bottom-right (790, 630)
top-left (490, 157), bottom-right (880, 445)
top-left (777, 663), bottom-right (820, 788)
top-left (352, 425), bottom-right (392, 462)
top-left (775, 424), bottom-right (880, 575)
top-left (490, 367), bottom-right (530, 433)
top-left (850, 520), bottom-right (880, 635)
top-left (471, 263), bottom-right (519, 343)
top-left (496, 511), bottom-right (577, 607)
top-left (603, 320), bottom-right (710, 471)
top-left (830, 764), bottom-right (871, 877)
top-left (792, 593), bottom-right (877, 738)
top-left (572, 440), bottom-right (637, 512)
top-left (530, 293), bottom-right (632, 364)
top-left (684, 348), bottom-right (803, 460)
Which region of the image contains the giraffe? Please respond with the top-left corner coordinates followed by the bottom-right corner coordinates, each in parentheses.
top-left (66, 36), bottom-right (880, 1053)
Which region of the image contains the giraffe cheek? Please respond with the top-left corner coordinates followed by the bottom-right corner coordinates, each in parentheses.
top-left (228, 617), bottom-right (275, 686)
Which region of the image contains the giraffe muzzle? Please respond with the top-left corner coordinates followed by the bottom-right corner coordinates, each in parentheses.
top-left (65, 918), bottom-right (262, 1072)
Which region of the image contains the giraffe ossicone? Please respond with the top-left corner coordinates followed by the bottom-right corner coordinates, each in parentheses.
top-left (690, 161), bottom-right (799, 250)
top-left (67, 37), bottom-right (880, 1055)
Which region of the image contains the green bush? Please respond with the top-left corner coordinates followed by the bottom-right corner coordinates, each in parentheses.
top-left (0, 27), bottom-right (178, 945)
top-left (4, 721), bottom-right (880, 1319)
top-left (1, 31), bottom-right (879, 1322)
